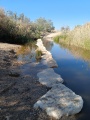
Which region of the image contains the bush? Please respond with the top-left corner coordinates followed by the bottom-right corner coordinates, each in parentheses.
top-left (54, 23), bottom-right (90, 50)
top-left (0, 8), bottom-right (55, 44)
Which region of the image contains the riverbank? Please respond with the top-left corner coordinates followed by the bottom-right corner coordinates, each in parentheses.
top-left (54, 23), bottom-right (90, 51)
top-left (0, 43), bottom-right (50, 120)
top-left (43, 31), bottom-right (61, 42)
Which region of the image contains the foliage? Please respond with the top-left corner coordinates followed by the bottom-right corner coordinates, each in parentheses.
top-left (54, 23), bottom-right (90, 50)
top-left (35, 17), bottom-right (54, 33)
top-left (61, 26), bottom-right (70, 34)
top-left (0, 8), bottom-right (55, 44)
top-left (35, 50), bottom-right (42, 60)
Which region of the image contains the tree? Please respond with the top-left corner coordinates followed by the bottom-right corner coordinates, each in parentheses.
top-left (35, 17), bottom-right (54, 33)
top-left (61, 26), bottom-right (70, 33)
top-left (0, 8), bottom-right (55, 44)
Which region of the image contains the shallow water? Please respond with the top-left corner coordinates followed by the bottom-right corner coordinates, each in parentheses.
top-left (17, 40), bottom-right (90, 120)
top-left (17, 42), bottom-right (42, 63)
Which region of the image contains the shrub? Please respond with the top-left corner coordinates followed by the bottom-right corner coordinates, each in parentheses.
top-left (54, 23), bottom-right (90, 50)
top-left (0, 8), bottom-right (55, 44)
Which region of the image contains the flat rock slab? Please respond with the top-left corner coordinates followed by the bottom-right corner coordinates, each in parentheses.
top-left (34, 83), bottom-right (83, 119)
top-left (36, 39), bottom-right (58, 68)
top-left (42, 58), bottom-right (58, 68)
top-left (37, 68), bottom-right (63, 87)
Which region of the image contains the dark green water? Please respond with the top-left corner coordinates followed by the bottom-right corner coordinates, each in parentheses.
top-left (17, 40), bottom-right (90, 120)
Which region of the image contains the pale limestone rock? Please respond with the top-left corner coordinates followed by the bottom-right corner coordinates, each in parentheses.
top-left (35, 39), bottom-right (83, 119)
top-left (36, 39), bottom-right (58, 68)
top-left (34, 83), bottom-right (83, 119)
top-left (44, 58), bottom-right (58, 68)
top-left (37, 68), bottom-right (63, 87)
top-left (41, 54), bottom-right (50, 60)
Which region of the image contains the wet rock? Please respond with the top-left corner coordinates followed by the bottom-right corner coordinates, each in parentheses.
top-left (34, 83), bottom-right (83, 119)
top-left (37, 68), bottom-right (63, 87)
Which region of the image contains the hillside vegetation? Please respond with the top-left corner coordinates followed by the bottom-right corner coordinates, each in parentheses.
top-left (0, 8), bottom-right (54, 44)
top-left (54, 23), bottom-right (90, 50)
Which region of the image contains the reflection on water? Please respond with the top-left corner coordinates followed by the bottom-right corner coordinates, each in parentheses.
top-left (17, 41), bottom-right (42, 63)
top-left (43, 39), bottom-right (54, 51)
top-left (50, 41), bottom-right (90, 120)
top-left (15, 39), bottom-right (90, 120)
top-left (16, 40), bottom-right (54, 63)
top-left (54, 40), bottom-right (90, 62)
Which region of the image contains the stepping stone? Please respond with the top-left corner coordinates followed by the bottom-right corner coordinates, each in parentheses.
top-left (43, 58), bottom-right (58, 68)
top-left (37, 68), bottom-right (63, 87)
top-left (35, 39), bottom-right (83, 119)
top-left (36, 39), bottom-right (58, 68)
top-left (34, 83), bottom-right (83, 119)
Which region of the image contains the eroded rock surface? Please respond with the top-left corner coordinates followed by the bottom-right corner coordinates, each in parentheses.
top-left (34, 83), bottom-right (83, 119)
top-left (37, 68), bottom-right (63, 87)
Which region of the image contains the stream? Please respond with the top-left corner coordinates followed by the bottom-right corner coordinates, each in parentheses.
top-left (17, 40), bottom-right (90, 120)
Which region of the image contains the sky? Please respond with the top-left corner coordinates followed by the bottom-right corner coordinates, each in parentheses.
top-left (0, 0), bottom-right (90, 29)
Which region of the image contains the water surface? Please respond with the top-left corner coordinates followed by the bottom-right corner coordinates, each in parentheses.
top-left (17, 40), bottom-right (90, 120)
top-left (17, 42), bottom-right (41, 63)
top-left (50, 42), bottom-right (90, 120)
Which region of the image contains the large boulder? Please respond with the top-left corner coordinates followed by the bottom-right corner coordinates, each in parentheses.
top-left (37, 68), bottom-right (63, 87)
top-left (34, 83), bottom-right (83, 119)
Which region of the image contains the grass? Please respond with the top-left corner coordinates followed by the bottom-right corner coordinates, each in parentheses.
top-left (54, 23), bottom-right (90, 50)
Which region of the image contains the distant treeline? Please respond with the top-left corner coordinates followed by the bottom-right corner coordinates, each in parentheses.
top-left (54, 24), bottom-right (90, 50)
top-left (0, 8), bottom-right (54, 44)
